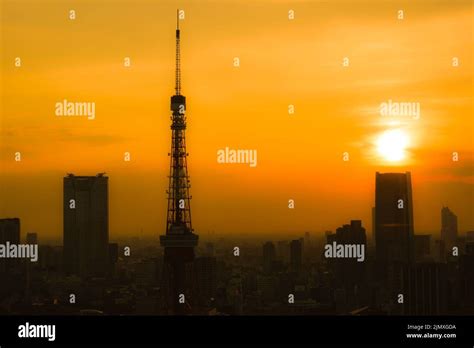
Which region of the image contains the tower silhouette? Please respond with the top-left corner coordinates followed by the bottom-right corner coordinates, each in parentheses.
top-left (160, 10), bottom-right (199, 315)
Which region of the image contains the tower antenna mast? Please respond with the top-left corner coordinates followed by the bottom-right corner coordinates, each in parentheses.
top-left (175, 9), bottom-right (181, 95)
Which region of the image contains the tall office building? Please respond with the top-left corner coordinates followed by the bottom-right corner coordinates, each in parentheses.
top-left (262, 241), bottom-right (276, 274)
top-left (63, 173), bottom-right (109, 278)
top-left (441, 206), bottom-right (458, 253)
top-left (0, 218), bottom-right (21, 274)
top-left (290, 239), bottom-right (302, 272)
top-left (326, 220), bottom-right (367, 290)
top-left (375, 172), bottom-right (414, 264)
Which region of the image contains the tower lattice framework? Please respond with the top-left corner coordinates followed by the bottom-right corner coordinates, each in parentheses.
top-left (160, 10), bottom-right (198, 315)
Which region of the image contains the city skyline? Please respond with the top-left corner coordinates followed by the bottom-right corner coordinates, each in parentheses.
top-left (1, 169), bottom-right (471, 243)
top-left (1, 3), bottom-right (474, 345)
top-left (3, 171), bottom-right (471, 243)
top-left (1, 0), bottom-right (473, 240)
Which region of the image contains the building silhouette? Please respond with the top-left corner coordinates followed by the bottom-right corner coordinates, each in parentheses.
top-left (441, 206), bottom-right (458, 254)
top-left (374, 172), bottom-right (414, 264)
top-left (333, 220), bottom-right (366, 245)
top-left (0, 218), bottom-right (20, 243)
top-left (160, 11), bottom-right (199, 314)
top-left (326, 220), bottom-right (367, 305)
top-left (414, 234), bottom-right (431, 261)
top-left (262, 241), bottom-right (276, 274)
top-left (63, 173), bottom-right (109, 278)
top-left (0, 218), bottom-right (20, 274)
top-left (290, 239), bottom-right (302, 271)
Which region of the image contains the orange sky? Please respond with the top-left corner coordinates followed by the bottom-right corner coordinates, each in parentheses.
top-left (1, 0), bottom-right (473, 241)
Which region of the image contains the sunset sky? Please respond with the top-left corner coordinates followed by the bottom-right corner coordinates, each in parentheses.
top-left (1, 0), bottom-right (473, 242)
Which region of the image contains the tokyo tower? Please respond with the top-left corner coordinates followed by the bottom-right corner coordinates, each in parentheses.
top-left (159, 10), bottom-right (199, 314)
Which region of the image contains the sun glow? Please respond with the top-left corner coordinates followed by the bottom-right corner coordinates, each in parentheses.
top-left (376, 129), bottom-right (410, 162)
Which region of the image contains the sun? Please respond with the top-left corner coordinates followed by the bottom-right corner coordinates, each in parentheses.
top-left (376, 129), bottom-right (409, 162)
